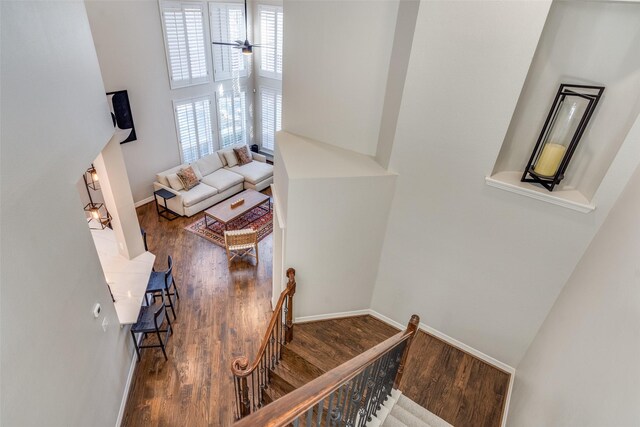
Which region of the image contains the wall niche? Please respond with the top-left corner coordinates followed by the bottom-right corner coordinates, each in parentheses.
top-left (487, 0), bottom-right (640, 213)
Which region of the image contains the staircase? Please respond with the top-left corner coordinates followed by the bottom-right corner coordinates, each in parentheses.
top-left (231, 269), bottom-right (451, 427)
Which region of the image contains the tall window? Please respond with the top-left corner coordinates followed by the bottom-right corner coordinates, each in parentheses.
top-left (259, 5), bottom-right (283, 79)
top-left (173, 97), bottom-right (214, 163)
top-left (161, 2), bottom-right (210, 88)
top-left (210, 2), bottom-right (247, 81)
top-left (216, 89), bottom-right (247, 148)
top-left (260, 87), bottom-right (281, 152)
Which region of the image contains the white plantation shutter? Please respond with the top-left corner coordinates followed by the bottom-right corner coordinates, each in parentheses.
top-left (210, 3), bottom-right (247, 81)
top-left (259, 5), bottom-right (283, 79)
top-left (174, 97), bottom-right (214, 163)
top-left (161, 2), bottom-right (210, 88)
top-left (216, 89), bottom-right (247, 148)
top-left (260, 87), bottom-right (281, 151)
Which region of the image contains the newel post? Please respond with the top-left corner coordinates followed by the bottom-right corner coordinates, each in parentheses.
top-left (394, 314), bottom-right (419, 389)
top-left (285, 268), bottom-right (296, 343)
top-left (232, 357), bottom-right (251, 419)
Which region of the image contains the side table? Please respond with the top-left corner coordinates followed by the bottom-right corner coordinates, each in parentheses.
top-left (154, 189), bottom-right (179, 221)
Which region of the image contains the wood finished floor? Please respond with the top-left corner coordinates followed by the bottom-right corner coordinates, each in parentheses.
top-left (122, 196), bottom-right (274, 427)
top-left (271, 317), bottom-right (509, 427)
top-left (123, 193), bottom-right (509, 427)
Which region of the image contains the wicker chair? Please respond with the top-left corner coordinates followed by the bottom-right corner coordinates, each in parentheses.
top-left (224, 229), bottom-right (259, 263)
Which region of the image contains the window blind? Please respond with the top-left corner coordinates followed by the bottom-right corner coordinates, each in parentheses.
top-left (210, 2), bottom-right (247, 81)
top-left (161, 2), bottom-right (210, 88)
top-left (216, 90), bottom-right (247, 148)
top-left (259, 5), bottom-right (283, 79)
top-left (174, 97), bottom-right (214, 164)
top-left (260, 87), bottom-right (281, 151)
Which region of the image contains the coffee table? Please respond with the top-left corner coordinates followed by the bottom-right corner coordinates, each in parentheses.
top-left (203, 189), bottom-right (271, 231)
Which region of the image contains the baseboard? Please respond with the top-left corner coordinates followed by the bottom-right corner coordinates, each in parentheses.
top-left (294, 309), bottom-right (371, 324)
top-left (134, 196), bottom-right (154, 208)
top-left (116, 349), bottom-right (138, 427)
top-left (366, 310), bottom-right (515, 375)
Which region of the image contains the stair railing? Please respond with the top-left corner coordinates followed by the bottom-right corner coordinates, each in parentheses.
top-left (232, 268), bottom-right (297, 420)
top-left (233, 314), bottom-right (420, 427)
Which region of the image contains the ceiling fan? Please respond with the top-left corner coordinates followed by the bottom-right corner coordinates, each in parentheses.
top-left (212, 0), bottom-right (266, 55)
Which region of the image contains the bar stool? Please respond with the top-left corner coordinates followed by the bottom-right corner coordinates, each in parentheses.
top-left (145, 255), bottom-right (179, 320)
top-left (130, 290), bottom-right (172, 361)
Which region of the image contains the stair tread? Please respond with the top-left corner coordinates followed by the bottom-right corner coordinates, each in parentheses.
top-left (382, 413), bottom-right (408, 427)
top-left (390, 405), bottom-right (431, 427)
top-left (270, 346), bottom-right (325, 392)
top-left (396, 395), bottom-right (452, 427)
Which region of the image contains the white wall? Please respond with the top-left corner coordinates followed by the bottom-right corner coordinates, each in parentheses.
top-left (282, 0), bottom-right (398, 156)
top-left (275, 133), bottom-right (396, 319)
top-left (372, 0), bottom-right (563, 367)
top-left (1, 1), bottom-right (135, 425)
top-left (493, 1), bottom-right (640, 200)
top-left (508, 132), bottom-right (640, 426)
top-left (86, 0), bottom-right (186, 203)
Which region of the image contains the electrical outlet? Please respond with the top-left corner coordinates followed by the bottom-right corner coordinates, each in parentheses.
top-left (102, 317), bottom-right (109, 332)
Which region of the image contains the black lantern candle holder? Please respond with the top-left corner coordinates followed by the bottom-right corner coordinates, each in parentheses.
top-left (82, 166), bottom-right (112, 230)
top-left (521, 84), bottom-right (604, 191)
top-left (85, 164), bottom-right (100, 191)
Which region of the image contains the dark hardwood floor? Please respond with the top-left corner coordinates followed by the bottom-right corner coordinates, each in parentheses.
top-left (123, 193), bottom-right (509, 427)
top-left (272, 317), bottom-right (509, 427)
top-left (122, 197), bottom-right (274, 427)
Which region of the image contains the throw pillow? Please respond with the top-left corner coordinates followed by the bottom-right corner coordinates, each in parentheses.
top-left (234, 145), bottom-right (252, 166)
top-left (177, 166), bottom-right (200, 191)
top-left (189, 162), bottom-right (204, 181)
top-left (223, 150), bottom-right (239, 168)
top-left (167, 173), bottom-right (184, 191)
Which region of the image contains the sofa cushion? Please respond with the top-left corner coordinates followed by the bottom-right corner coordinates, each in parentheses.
top-left (223, 150), bottom-right (239, 167)
top-left (234, 145), bottom-right (252, 165)
top-left (218, 144), bottom-right (247, 167)
top-left (156, 163), bottom-right (188, 186)
top-left (200, 168), bottom-right (244, 192)
top-left (227, 161), bottom-right (273, 185)
top-left (180, 183), bottom-right (218, 207)
top-left (167, 173), bottom-right (184, 191)
top-left (190, 162), bottom-right (204, 181)
top-left (196, 153), bottom-right (224, 176)
top-left (177, 166), bottom-right (200, 190)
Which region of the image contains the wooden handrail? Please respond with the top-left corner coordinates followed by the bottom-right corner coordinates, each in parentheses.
top-left (234, 314), bottom-right (420, 427)
top-left (232, 268), bottom-right (297, 418)
top-left (231, 268), bottom-right (296, 377)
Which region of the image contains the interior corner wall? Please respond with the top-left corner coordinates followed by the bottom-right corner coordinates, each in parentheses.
top-left (285, 175), bottom-right (396, 319)
top-left (282, 0), bottom-right (399, 156)
top-left (1, 2), bottom-right (134, 425)
top-left (508, 153), bottom-right (640, 426)
top-left (371, 0), bottom-right (570, 367)
top-left (85, 0), bottom-right (187, 204)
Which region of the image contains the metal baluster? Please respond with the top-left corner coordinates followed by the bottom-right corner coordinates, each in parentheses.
top-left (271, 331), bottom-right (276, 369)
top-left (330, 383), bottom-right (345, 426)
top-left (342, 377), bottom-right (356, 427)
top-left (316, 397), bottom-right (324, 427)
top-left (325, 390), bottom-right (335, 426)
top-left (234, 376), bottom-right (239, 420)
top-left (251, 372), bottom-right (256, 412)
top-left (354, 365), bottom-right (372, 427)
top-left (306, 406), bottom-right (313, 427)
top-left (364, 357), bottom-right (383, 423)
top-left (293, 418), bottom-right (299, 427)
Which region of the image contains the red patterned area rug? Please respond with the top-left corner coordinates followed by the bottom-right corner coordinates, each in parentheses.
top-left (184, 205), bottom-right (273, 248)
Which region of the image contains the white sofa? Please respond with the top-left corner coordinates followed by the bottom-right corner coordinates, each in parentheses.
top-left (153, 145), bottom-right (273, 217)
